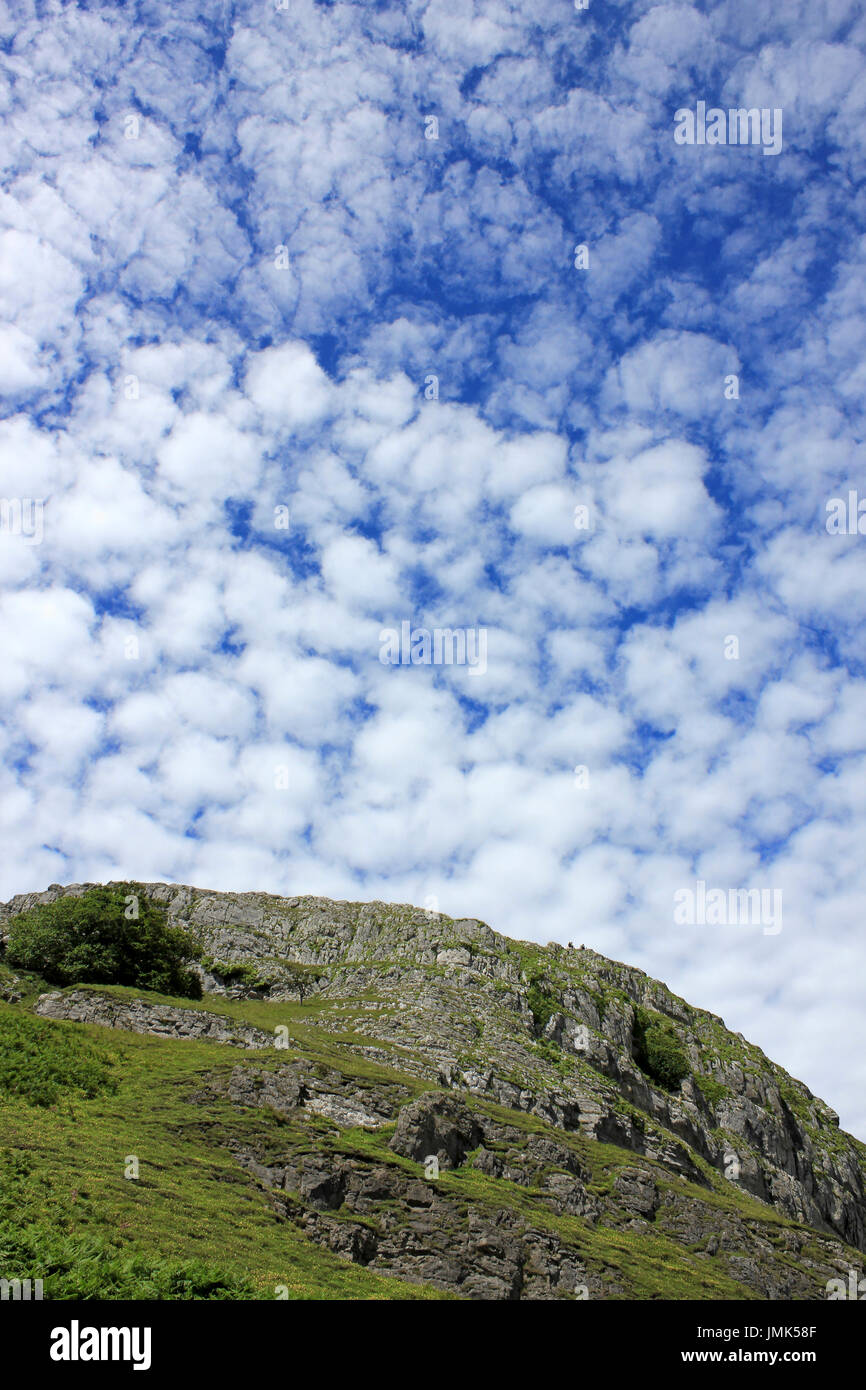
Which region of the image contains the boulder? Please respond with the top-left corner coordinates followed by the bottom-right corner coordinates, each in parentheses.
top-left (389, 1091), bottom-right (484, 1168)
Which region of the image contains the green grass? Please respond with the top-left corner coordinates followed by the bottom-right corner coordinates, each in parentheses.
top-left (0, 1008), bottom-right (119, 1107)
top-left (0, 1002), bottom-right (449, 1300)
top-left (2, 972), bottom-right (861, 1303)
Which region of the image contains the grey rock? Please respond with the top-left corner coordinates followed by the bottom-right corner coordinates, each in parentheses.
top-left (389, 1091), bottom-right (484, 1168)
top-left (34, 989), bottom-right (276, 1048)
top-left (613, 1168), bottom-right (660, 1219)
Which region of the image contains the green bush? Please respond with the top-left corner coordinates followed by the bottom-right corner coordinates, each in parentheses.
top-left (6, 884), bottom-right (202, 999)
top-left (693, 1073), bottom-right (729, 1107)
top-left (633, 1006), bottom-right (690, 1091)
top-left (202, 957), bottom-right (286, 993)
top-left (202, 958), bottom-right (262, 987)
top-left (526, 973), bottom-right (557, 1035)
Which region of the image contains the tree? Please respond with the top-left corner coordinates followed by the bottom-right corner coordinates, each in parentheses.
top-left (282, 962), bottom-right (322, 1004)
top-left (6, 885), bottom-right (203, 1000)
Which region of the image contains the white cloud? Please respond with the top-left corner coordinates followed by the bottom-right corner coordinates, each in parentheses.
top-left (244, 341), bottom-right (334, 428)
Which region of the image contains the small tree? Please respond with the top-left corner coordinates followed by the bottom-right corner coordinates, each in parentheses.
top-left (6, 885), bottom-right (203, 1000)
top-left (282, 963), bottom-right (322, 1004)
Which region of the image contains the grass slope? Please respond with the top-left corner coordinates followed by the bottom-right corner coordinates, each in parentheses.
top-left (0, 973), bottom-right (860, 1301)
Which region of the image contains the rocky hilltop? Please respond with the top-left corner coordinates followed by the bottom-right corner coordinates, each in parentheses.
top-left (2, 880), bottom-right (865, 1301)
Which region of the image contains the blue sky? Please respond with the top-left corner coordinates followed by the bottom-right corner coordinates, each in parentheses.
top-left (1, 0), bottom-right (865, 1135)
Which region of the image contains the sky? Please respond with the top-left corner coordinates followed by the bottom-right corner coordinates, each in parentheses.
top-left (1, 0), bottom-right (865, 1135)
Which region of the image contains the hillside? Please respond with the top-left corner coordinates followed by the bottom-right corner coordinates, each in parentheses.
top-left (1, 880), bottom-right (864, 1301)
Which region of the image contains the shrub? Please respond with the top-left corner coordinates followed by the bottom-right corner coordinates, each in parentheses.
top-left (693, 1073), bottom-right (729, 1107)
top-left (203, 958), bottom-right (262, 987)
top-left (6, 884), bottom-right (202, 999)
top-left (526, 973), bottom-right (557, 1035)
top-left (633, 1006), bottom-right (690, 1091)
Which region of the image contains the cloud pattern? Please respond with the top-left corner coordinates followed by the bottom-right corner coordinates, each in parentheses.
top-left (1, 0), bottom-right (865, 1133)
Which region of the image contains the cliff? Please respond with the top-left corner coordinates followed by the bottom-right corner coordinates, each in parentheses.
top-left (1, 880), bottom-right (864, 1300)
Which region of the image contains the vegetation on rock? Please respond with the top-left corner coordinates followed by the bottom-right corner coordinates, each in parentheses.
top-left (631, 1006), bottom-right (691, 1092)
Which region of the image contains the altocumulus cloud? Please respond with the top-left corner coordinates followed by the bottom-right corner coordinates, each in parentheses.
top-left (0, 0), bottom-right (865, 1135)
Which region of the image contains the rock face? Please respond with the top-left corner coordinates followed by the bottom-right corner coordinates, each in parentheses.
top-left (271, 1163), bottom-right (597, 1300)
top-left (4, 879), bottom-right (866, 1297)
top-left (389, 1093), bottom-right (484, 1168)
top-left (34, 989), bottom-right (276, 1049)
top-left (221, 1076), bottom-right (860, 1300)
